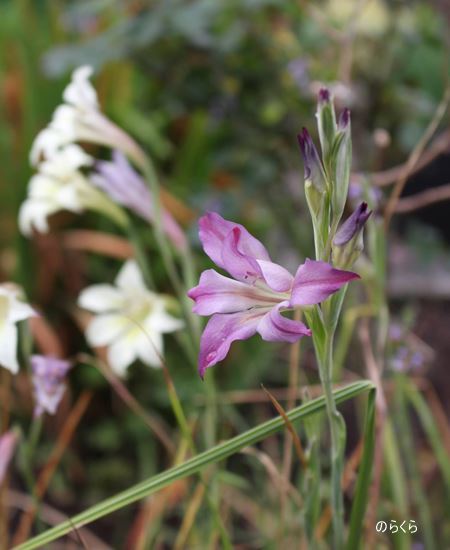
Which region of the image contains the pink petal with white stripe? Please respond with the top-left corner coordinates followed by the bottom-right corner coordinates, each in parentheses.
top-left (188, 269), bottom-right (281, 315)
top-left (257, 302), bottom-right (312, 343)
top-left (198, 311), bottom-right (264, 378)
top-left (290, 259), bottom-right (359, 306)
top-left (199, 212), bottom-right (270, 270)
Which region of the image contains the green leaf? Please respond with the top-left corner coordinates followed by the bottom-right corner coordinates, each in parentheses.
top-left (346, 387), bottom-right (376, 550)
top-left (17, 380), bottom-right (374, 550)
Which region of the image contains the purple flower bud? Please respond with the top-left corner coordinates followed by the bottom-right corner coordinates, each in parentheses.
top-left (31, 355), bottom-right (72, 417)
top-left (338, 108), bottom-right (351, 130)
top-left (297, 128), bottom-right (326, 190)
top-left (333, 202), bottom-right (372, 247)
top-left (92, 151), bottom-right (187, 251)
top-left (318, 88), bottom-right (330, 104)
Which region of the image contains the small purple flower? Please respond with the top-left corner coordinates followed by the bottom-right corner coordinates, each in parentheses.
top-left (0, 430), bottom-right (18, 484)
top-left (334, 202), bottom-right (372, 247)
top-left (31, 355), bottom-right (72, 417)
top-left (410, 351), bottom-right (424, 370)
top-left (388, 322), bottom-right (404, 343)
top-left (188, 212), bottom-right (359, 378)
top-left (390, 346), bottom-right (410, 372)
top-left (91, 151), bottom-right (187, 251)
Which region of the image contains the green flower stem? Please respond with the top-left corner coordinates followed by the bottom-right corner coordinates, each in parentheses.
top-left (395, 374), bottom-right (436, 550)
top-left (16, 381), bottom-right (373, 550)
top-left (162, 366), bottom-right (230, 547)
top-left (139, 158), bottom-right (200, 348)
top-left (124, 217), bottom-right (155, 289)
top-left (317, 326), bottom-right (345, 549)
top-left (19, 417), bottom-right (43, 532)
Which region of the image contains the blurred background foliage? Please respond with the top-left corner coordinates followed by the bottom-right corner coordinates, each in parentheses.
top-left (1, 0), bottom-right (450, 547)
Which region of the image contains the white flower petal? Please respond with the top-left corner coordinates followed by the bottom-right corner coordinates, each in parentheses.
top-left (8, 300), bottom-right (36, 323)
top-left (85, 314), bottom-right (129, 347)
top-left (40, 144), bottom-right (93, 177)
top-left (115, 260), bottom-right (147, 292)
top-left (30, 127), bottom-right (69, 165)
top-left (0, 324), bottom-right (19, 374)
top-left (63, 66), bottom-right (98, 111)
top-left (135, 330), bottom-right (163, 368)
top-left (78, 285), bottom-right (125, 312)
top-left (18, 200), bottom-right (53, 235)
top-left (145, 307), bottom-right (183, 334)
top-left (28, 173), bottom-right (62, 199)
top-left (107, 336), bottom-right (137, 376)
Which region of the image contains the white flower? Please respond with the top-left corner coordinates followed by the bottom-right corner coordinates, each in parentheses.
top-left (19, 144), bottom-right (127, 235)
top-left (78, 261), bottom-right (183, 376)
top-left (30, 66), bottom-right (145, 168)
top-left (0, 284), bottom-right (36, 374)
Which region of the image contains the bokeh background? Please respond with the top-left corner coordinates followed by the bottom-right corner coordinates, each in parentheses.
top-left (1, 1), bottom-right (449, 548)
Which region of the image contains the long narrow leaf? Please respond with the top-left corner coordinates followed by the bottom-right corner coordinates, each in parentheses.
top-left (405, 380), bottom-right (450, 496)
top-left (346, 387), bottom-right (376, 550)
top-left (16, 380), bottom-right (374, 550)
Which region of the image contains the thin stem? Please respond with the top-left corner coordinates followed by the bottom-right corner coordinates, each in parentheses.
top-left (17, 417), bottom-right (43, 537)
top-left (125, 219), bottom-right (155, 289)
top-left (317, 327), bottom-right (345, 549)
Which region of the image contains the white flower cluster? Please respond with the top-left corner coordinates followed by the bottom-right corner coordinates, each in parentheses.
top-left (19, 66), bottom-right (134, 235)
top-left (14, 66), bottom-right (184, 379)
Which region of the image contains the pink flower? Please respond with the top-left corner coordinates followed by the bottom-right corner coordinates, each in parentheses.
top-left (31, 355), bottom-right (72, 417)
top-left (91, 151), bottom-right (187, 251)
top-left (188, 212), bottom-right (359, 378)
top-left (0, 430), bottom-right (18, 484)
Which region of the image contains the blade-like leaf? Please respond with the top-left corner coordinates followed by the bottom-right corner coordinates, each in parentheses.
top-left (346, 387), bottom-right (376, 550)
top-left (17, 380), bottom-right (374, 550)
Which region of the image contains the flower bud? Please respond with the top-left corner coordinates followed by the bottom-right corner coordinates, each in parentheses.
top-left (297, 128), bottom-right (327, 192)
top-left (331, 108), bottom-right (352, 228)
top-left (332, 202), bottom-right (371, 268)
top-left (297, 128), bottom-right (328, 229)
top-left (316, 88), bottom-right (337, 167)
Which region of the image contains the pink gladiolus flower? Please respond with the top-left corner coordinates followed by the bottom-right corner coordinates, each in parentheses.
top-left (31, 355), bottom-right (72, 417)
top-left (188, 212), bottom-right (359, 378)
top-left (0, 430), bottom-right (18, 484)
top-left (91, 151), bottom-right (187, 251)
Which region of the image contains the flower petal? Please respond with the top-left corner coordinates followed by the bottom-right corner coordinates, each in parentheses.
top-left (8, 301), bottom-right (36, 324)
top-left (221, 227), bottom-right (264, 283)
top-left (256, 259), bottom-right (293, 292)
top-left (107, 337), bottom-right (137, 376)
top-left (257, 302), bottom-right (311, 343)
top-left (78, 285), bottom-right (125, 313)
top-left (145, 306), bottom-right (184, 333)
top-left (188, 269), bottom-right (280, 315)
top-left (0, 324), bottom-right (19, 374)
top-left (290, 259), bottom-right (359, 306)
top-left (198, 311), bottom-right (263, 378)
top-left (115, 260), bottom-right (147, 292)
top-left (135, 330), bottom-right (163, 368)
top-left (85, 314), bottom-right (129, 347)
top-left (63, 65), bottom-right (98, 111)
top-left (198, 212), bottom-right (270, 269)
